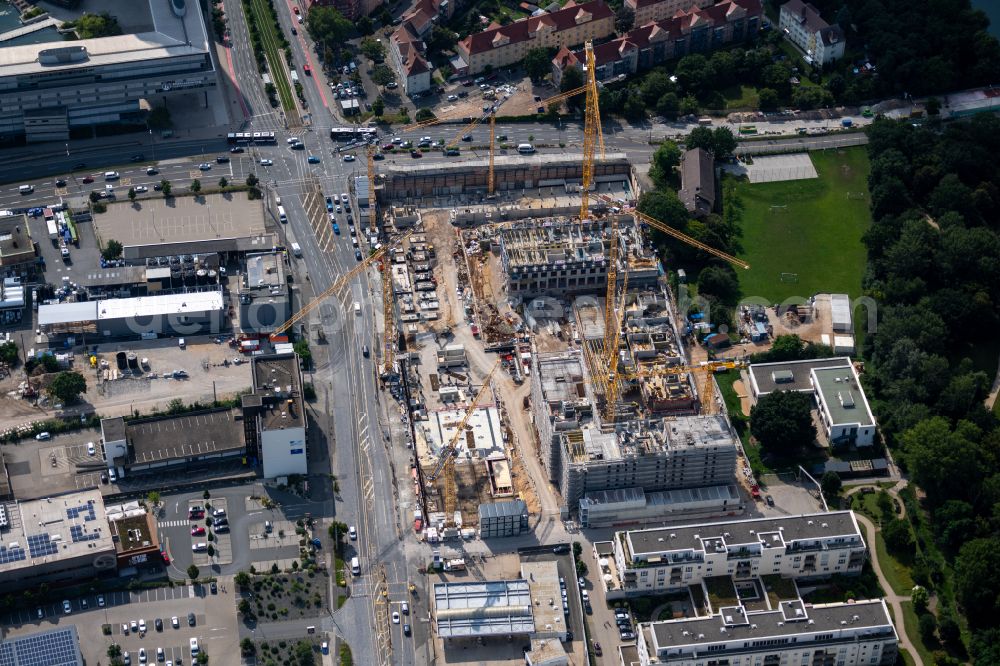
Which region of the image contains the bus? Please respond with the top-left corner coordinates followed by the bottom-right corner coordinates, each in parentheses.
top-left (330, 127), bottom-right (378, 142)
top-left (227, 131), bottom-right (276, 145)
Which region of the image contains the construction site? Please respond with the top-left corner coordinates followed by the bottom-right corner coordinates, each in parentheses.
top-left (332, 42), bottom-right (765, 538)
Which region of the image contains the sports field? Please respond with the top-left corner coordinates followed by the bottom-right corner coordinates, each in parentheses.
top-left (731, 147), bottom-right (871, 304)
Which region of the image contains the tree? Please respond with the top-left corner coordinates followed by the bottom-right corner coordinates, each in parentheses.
top-left (656, 92), bottom-right (680, 120)
top-left (356, 16), bottom-right (373, 35)
top-left (757, 87), bottom-right (779, 111)
top-left (820, 471), bottom-right (842, 499)
top-left (371, 64), bottom-right (395, 88)
top-left (918, 613), bottom-right (937, 644)
top-left (649, 141), bottom-right (681, 187)
top-left (900, 418), bottom-right (986, 506)
top-left (636, 189), bottom-right (688, 230)
top-left (697, 266), bottom-right (740, 304)
top-left (523, 47), bottom-right (552, 82)
top-left (749, 391), bottom-right (816, 453)
top-left (0, 341), bottom-right (18, 366)
top-left (294, 640), bottom-right (315, 666)
top-left (218, 177), bottom-right (228, 189)
top-left (294, 339), bottom-right (312, 368)
top-left (926, 97), bottom-right (941, 115)
top-left (146, 491), bottom-right (160, 507)
top-left (187, 564), bottom-right (200, 581)
top-left (246, 173), bottom-right (259, 189)
top-left (147, 106), bottom-right (172, 130)
top-left (190, 179), bottom-right (201, 194)
top-left (371, 97), bottom-right (384, 117)
top-left (882, 519), bottom-right (914, 555)
top-left (307, 6), bottom-right (352, 51)
top-left (234, 570), bottom-right (251, 588)
top-left (687, 125), bottom-right (715, 152)
top-left (615, 5), bottom-right (635, 33)
top-left (711, 127), bottom-right (736, 158)
top-left (360, 37), bottom-right (385, 62)
top-left (238, 598), bottom-right (253, 616)
top-left (415, 107), bottom-right (435, 122)
top-left (560, 66), bottom-right (584, 110)
top-left (160, 179), bottom-right (172, 197)
top-left (102, 239), bottom-right (123, 261)
top-left (48, 371), bottom-right (87, 404)
top-left (69, 12), bottom-right (122, 38)
top-left (912, 585), bottom-right (930, 614)
top-left (127, 187), bottom-right (136, 203)
top-left (640, 71), bottom-right (673, 107)
top-left (955, 538), bottom-right (1000, 626)
top-left (937, 614), bottom-right (961, 646)
top-left (107, 644), bottom-right (122, 658)
top-left (240, 637), bottom-right (256, 655)
top-left (89, 191), bottom-right (100, 204)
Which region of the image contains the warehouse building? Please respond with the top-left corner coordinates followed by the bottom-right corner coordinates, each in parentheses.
top-left (0, 489), bottom-right (117, 593)
top-left (0, 0), bottom-right (215, 142)
top-left (38, 289), bottom-right (226, 339)
top-left (636, 599), bottom-right (897, 666)
top-left (578, 485), bottom-right (744, 528)
top-left (242, 353), bottom-right (307, 478)
top-left (608, 511), bottom-right (866, 596)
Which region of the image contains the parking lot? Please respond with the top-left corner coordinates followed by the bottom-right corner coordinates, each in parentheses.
top-left (757, 473), bottom-right (827, 516)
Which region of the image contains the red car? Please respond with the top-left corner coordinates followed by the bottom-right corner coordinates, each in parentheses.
top-left (191, 526), bottom-right (206, 536)
top-left (188, 510), bottom-right (204, 520)
top-left (382, 142), bottom-right (394, 151)
top-left (82, 176), bottom-right (94, 184)
top-left (160, 548), bottom-right (170, 564)
top-left (303, 64), bottom-right (312, 76)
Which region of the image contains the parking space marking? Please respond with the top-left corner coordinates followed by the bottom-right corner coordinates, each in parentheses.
top-left (189, 170), bottom-right (203, 179)
top-left (120, 177), bottom-right (132, 186)
top-left (55, 187), bottom-right (68, 196)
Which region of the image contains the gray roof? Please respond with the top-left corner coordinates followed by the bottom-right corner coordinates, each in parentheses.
top-left (0, 626), bottom-right (84, 666)
top-left (780, 0), bottom-right (844, 45)
top-left (479, 499), bottom-right (528, 520)
top-left (101, 416), bottom-right (128, 443)
top-left (646, 599), bottom-right (895, 656)
top-left (748, 357), bottom-right (850, 396)
top-left (38, 301), bottom-right (98, 327)
top-left (626, 510), bottom-right (862, 558)
top-left (433, 580), bottom-right (536, 637)
top-left (126, 409), bottom-right (244, 464)
top-left (813, 366), bottom-right (875, 427)
top-left (679, 148), bottom-right (715, 216)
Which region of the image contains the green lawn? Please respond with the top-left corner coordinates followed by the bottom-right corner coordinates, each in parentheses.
top-left (901, 600), bottom-right (936, 666)
top-left (873, 527), bottom-right (915, 595)
top-left (722, 85), bottom-right (760, 110)
top-left (731, 147), bottom-right (872, 348)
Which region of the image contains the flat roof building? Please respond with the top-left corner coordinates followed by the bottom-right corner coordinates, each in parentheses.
top-left (0, 489), bottom-right (117, 593)
top-left (239, 252), bottom-right (290, 334)
top-left (611, 511), bottom-right (867, 596)
top-left (105, 499), bottom-right (161, 570)
top-left (0, 626), bottom-right (84, 666)
top-left (242, 353), bottom-right (307, 478)
top-left (748, 357), bottom-right (876, 447)
top-left (100, 408), bottom-right (245, 475)
top-left (0, 0), bottom-right (215, 142)
top-left (578, 485), bottom-right (744, 528)
top-left (0, 215), bottom-right (36, 268)
top-left (39, 289), bottom-right (226, 338)
top-left (637, 599), bottom-right (897, 665)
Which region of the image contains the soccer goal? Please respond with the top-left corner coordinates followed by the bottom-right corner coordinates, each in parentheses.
top-left (847, 191), bottom-right (866, 199)
top-left (769, 205), bottom-right (788, 213)
top-left (780, 272), bottom-right (799, 283)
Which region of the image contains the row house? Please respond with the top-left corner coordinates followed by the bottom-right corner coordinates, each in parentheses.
top-left (611, 511), bottom-right (867, 595)
top-left (455, 0), bottom-right (614, 75)
top-left (625, 0), bottom-right (713, 28)
top-left (552, 0), bottom-right (761, 86)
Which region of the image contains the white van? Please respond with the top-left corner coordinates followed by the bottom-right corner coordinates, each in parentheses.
top-left (353, 302), bottom-right (361, 315)
top-left (350, 556), bottom-right (360, 575)
top-left (104, 171), bottom-right (120, 181)
top-left (18, 184), bottom-right (33, 195)
top-left (277, 205), bottom-right (287, 223)
top-left (291, 242), bottom-right (302, 257)
top-left (517, 143), bottom-right (535, 154)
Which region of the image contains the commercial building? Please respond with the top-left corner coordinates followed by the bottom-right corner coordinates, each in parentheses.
top-left (0, 626), bottom-right (84, 666)
top-left (389, 27), bottom-right (432, 97)
top-left (100, 408), bottom-right (246, 475)
top-left (610, 511), bottom-right (866, 595)
top-left (478, 499), bottom-right (530, 538)
top-left (625, 0), bottom-right (713, 27)
top-left (635, 599), bottom-right (897, 666)
top-left (748, 357), bottom-right (876, 447)
top-left (242, 353), bottom-right (307, 478)
top-left (0, 214), bottom-right (37, 268)
top-left (38, 289), bottom-right (226, 338)
top-left (433, 560), bottom-right (566, 644)
top-left (0, 0), bottom-right (215, 142)
top-left (105, 499), bottom-right (161, 571)
top-left (498, 217), bottom-right (660, 298)
top-left (0, 489), bottom-right (117, 593)
top-left (679, 148), bottom-right (716, 217)
top-left (239, 252), bottom-right (290, 334)
top-left (778, 0), bottom-right (845, 66)
top-left (552, 0), bottom-right (761, 86)
top-left (578, 485), bottom-right (744, 528)
top-left (454, 0), bottom-right (614, 75)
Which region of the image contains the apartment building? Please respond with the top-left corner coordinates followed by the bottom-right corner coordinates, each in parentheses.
top-left (455, 0), bottom-right (614, 75)
top-left (0, 0), bottom-right (214, 142)
top-left (778, 0), bottom-right (845, 66)
top-left (389, 26), bottom-right (432, 96)
top-left (625, 0), bottom-right (713, 26)
top-left (635, 599), bottom-right (898, 666)
top-left (612, 511), bottom-right (866, 595)
top-left (552, 0), bottom-right (761, 86)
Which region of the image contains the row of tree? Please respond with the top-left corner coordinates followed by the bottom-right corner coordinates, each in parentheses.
top-left (862, 114), bottom-right (1000, 663)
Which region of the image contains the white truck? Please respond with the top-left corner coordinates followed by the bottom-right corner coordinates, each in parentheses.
top-left (46, 218), bottom-right (58, 240)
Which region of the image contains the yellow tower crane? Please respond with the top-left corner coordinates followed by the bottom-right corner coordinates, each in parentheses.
top-left (269, 230), bottom-right (414, 339)
top-left (580, 41), bottom-right (605, 221)
top-left (488, 113), bottom-right (496, 196)
top-left (426, 360), bottom-right (502, 524)
top-left (622, 359), bottom-right (748, 414)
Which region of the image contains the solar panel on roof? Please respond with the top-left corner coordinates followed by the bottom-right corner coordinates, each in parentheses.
top-left (0, 544), bottom-right (26, 564)
top-left (65, 503), bottom-right (97, 522)
top-left (26, 533), bottom-right (58, 558)
top-left (69, 525), bottom-right (100, 543)
top-left (7, 628), bottom-right (81, 666)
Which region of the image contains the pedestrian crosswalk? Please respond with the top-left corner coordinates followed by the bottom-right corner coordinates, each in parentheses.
top-left (158, 520), bottom-right (190, 528)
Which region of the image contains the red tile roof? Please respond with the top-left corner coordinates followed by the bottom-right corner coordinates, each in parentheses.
top-left (459, 0), bottom-right (613, 56)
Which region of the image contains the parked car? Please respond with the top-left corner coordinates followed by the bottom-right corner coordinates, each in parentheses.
top-left (198, 163), bottom-right (212, 171)
top-left (62, 600), bottom-right (71, 614)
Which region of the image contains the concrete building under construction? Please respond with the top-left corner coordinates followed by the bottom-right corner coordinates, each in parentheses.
top-left (381, 152), bottom-right (633, 199)
top-left (498, 217), bottom-right (660, 298)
